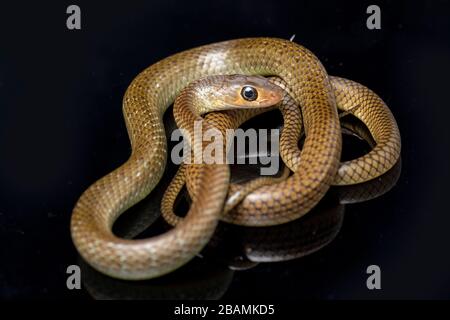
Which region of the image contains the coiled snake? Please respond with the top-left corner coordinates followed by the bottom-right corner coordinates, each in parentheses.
top-left (71, 37), bottom-right (401, 280)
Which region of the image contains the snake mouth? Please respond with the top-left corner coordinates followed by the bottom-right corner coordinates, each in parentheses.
top-left (256, 92), bottom-right (283, 107)
top-left (256, 98), bottom-right (278, 106)
top-left (227, 98), bottom-right (279, 109)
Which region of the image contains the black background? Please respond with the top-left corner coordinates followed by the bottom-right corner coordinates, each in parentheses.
top-left (1, 0), bottom-right (450, 299)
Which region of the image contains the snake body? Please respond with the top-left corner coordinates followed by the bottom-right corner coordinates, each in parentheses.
top-left (81, 154), bottom-right (401, 299)
top-left (279, 76), bottom-right (401, 185)
top-left (71, 37), bottom-right (399, 280)
top-left (162, 76), bottom-right (400, 226)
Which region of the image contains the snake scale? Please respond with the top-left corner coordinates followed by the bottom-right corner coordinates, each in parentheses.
top-left (71, 37), bottom-right (401, 280)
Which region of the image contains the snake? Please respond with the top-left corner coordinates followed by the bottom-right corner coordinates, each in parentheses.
top-left (71, 37), bottom-right (401, 280)
top-left (162, 75), bottom-right (401, 226)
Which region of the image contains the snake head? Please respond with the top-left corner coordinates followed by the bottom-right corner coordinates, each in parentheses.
top-left (185, 74), bottom-right (284, 115)
top-left (219, 75), bottom-right (284, 109)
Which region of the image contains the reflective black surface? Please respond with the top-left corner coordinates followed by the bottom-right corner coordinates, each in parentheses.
top-left (1, 0), bottom-right (450, 299)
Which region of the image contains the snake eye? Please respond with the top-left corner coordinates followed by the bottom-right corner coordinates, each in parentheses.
top-left (241, 86), bottom-right (258, 101)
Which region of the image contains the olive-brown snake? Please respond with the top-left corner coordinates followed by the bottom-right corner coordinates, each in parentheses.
top-left (71, 37), bottom-right (401, 280)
